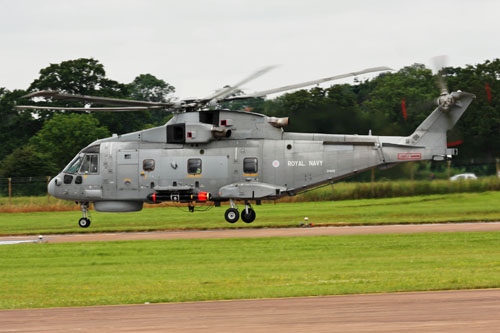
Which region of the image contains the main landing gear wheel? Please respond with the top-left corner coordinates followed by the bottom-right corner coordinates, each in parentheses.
top-left (241, 207), bottom-right (256, 223)
top-left (224, 208), bottom-right (240, 223)
top-left (78, 217), bottom-right (91, 228)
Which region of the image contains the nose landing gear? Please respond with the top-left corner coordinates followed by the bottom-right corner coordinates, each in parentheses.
top-left (224, 200), bottom-right (256, 224)
top-left (78, 202), bottom-right (91, 228)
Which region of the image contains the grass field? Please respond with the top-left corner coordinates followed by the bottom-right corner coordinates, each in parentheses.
top-left (1, 232), bottom-right (499, 309)
top-left (1, 191), bottom-right (500, 235)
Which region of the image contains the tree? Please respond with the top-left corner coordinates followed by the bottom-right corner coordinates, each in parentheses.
top-left (29, 58), bottom-right (126, 96)
top-left (29, 113), bottom-right (110, 170)
top-left (0, 89), bottom-right (44, 161)
top-left (0, 145), bottom-right (57, 177)
top-left (445, 59), bottom-right (500, 160)
top-left (360, 64), bottom-right (437, 136)
top-left (128, 74), bottom-right (175, 102)
top-left (128, 74), bottom-right (176, 126)
top-left (264, 85), bottom-right (368, 135)
top-left (28, 58), bottom-right (150, 134)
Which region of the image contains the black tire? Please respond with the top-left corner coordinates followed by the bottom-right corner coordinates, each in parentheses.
top-left (78, 217), bottom-right (91, 228)
top-left (241, 208), bottom-right (256, 223)
top-left (224, 208), bottom-right (239, 223)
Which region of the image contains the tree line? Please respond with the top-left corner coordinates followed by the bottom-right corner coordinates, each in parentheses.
top-left (1, 58), bottom-right (499, 179)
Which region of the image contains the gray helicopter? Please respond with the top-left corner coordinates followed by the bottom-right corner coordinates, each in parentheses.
top-left (17, 65), bottom-right (474, 228)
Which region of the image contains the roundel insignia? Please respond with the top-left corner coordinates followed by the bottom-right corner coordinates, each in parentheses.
top-left (272, 160), bottom-right (280, 168)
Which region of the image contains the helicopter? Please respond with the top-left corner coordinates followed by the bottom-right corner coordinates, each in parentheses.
top-left (16, 65), bottom-right (474, 228)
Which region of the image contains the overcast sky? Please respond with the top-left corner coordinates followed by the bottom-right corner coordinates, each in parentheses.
top-left (1, 0), bottom-right (499, 99)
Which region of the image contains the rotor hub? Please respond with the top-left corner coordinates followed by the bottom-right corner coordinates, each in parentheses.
top-left (437, 93), bottom-right (455, 111)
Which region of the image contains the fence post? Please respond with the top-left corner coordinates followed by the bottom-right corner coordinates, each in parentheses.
top-left (47, 176), bottom-right (51, 204)
top-left (496, 158), bottom-right (499, 177)
top-left (8, 178), bottom-right (12, 206)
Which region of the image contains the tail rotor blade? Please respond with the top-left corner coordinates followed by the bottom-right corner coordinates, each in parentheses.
top-left (431, 55), bottom-right (449, 95)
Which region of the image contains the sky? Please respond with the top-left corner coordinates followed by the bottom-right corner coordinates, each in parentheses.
top-left (1, 0), bottom-right (499, 99)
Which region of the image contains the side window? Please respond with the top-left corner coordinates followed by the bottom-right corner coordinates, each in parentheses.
top-left (243, 157), bottom-right (258, 173)
top-left (89, 155), bottom-right (98, 173)
top-left (187, 158), bottom-right (202, 174)
top-left (80, 154), bottom-right (99, 174)
top-left (143, 159), bottom-right (155, 171)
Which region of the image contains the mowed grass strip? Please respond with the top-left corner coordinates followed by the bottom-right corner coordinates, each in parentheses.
top-left (1, 192), bottom-right (500, 235)
top-left (1, 232), bottom-right (500, 309)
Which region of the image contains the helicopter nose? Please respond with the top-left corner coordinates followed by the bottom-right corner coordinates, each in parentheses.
top-left (48, 177), bottom-right (58, 197)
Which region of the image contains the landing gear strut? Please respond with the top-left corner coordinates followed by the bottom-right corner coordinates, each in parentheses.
top-left (78, 202), bottom-right (91, 228)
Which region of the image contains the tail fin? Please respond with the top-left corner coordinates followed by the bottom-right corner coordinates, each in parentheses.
top-left (409, 91), bottom-right (475, 150)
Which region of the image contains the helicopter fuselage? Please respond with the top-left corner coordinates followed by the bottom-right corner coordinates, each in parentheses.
top-left (48, 93), bottom-right (473, 219)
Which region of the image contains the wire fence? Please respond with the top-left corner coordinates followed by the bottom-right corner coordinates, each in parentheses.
top-left (0, 176), bottom-right (52, 203)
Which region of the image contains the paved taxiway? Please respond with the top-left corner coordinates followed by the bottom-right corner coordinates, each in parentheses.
top-left (1, 289), bottom-right (500, 332)
top-left (1, 221), bottom-right (500, 244)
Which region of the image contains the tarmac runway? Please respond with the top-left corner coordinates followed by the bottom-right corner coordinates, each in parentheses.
top-left (1, 221), bottom-right (500, 244)
top-left (1, 289), bottom-right (500, 332)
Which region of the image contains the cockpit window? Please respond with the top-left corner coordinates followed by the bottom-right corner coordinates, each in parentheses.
top-left (80, 154), bottom-right (99, 174)
top-left (64, 154), bottom-right (84, 174)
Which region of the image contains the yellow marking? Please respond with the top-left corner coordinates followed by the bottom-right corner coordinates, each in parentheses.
top-left (243, 173), bottom-right (258, 177)
top-left (187, 174), bottom-right (202, 178)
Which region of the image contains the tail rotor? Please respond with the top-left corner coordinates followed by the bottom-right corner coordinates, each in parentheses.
top-left (431, 55), bottom-right (456, 111)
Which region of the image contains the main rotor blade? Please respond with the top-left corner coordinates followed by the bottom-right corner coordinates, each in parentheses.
top-left (203, 65), bottom-right (277, 103)
top-left (22, 90), bottom-right (174, 107)
top-left (225, 66), bottom-right (393, 100)
top-left (14, 105), bottom-right (165, 112)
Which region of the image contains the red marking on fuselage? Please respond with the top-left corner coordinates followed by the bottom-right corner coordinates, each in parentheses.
top-left (398, 153), bottom-right (421, 160)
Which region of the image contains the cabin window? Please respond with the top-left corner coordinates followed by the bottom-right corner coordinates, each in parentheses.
top-left (143, 159), bottom-right (155, 171)
top-left (80, 154), bottom-right (99, 174)
top-left (187, 158), bottom-right (202, 174)
top-left (243, 157), bottom-right (258, 173)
